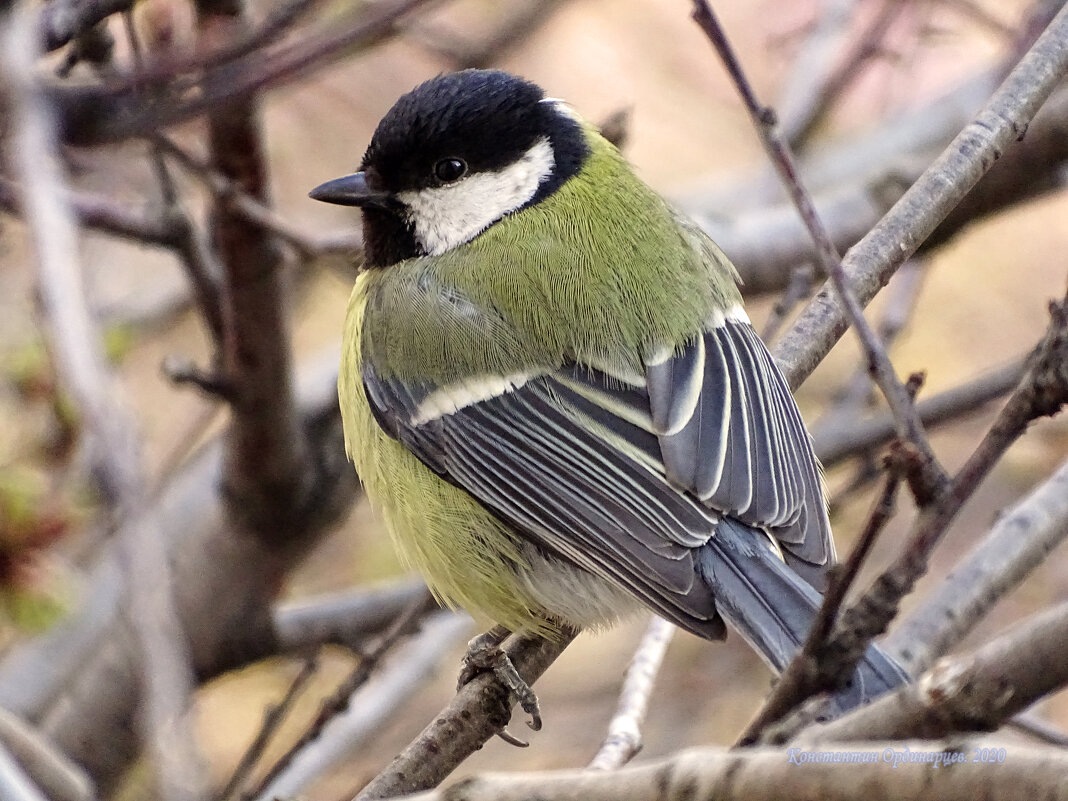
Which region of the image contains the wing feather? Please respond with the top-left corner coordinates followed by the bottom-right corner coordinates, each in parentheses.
top-left (361, 316), bottom-right (832, 631)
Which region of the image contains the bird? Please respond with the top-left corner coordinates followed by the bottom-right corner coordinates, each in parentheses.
top-left (310, 68), bottom-right (907, 726)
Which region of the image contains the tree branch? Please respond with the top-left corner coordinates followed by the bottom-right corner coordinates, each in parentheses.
top-left (813, 356), bottom-right (1026, 468)
top-left (400, 739), bottom-right (1068, 801)
top-left (693, 0), bottom-right (949, 502)
top-left (353, 630), bottom-right (578, 800)
top-left (773, 3), bottom-right (1068, 388)
top-left (887, 453), bottom-right (1068, 674)
top-left (587, 616), bottom-right (675, 771)
top-left (797, 599), bottom-right (1068, 744)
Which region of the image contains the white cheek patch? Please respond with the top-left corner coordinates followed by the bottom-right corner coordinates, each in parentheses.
top-left (398, 138), bottom-right (555, 256)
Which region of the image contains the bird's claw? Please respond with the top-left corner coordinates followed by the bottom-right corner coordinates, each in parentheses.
top-left (459, 627), bottom-right (543, 740)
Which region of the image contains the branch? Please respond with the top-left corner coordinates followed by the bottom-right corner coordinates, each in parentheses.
top-left (0, 349), bottom-right (358, 792)
top-left (415, 0), bottom-right (567, 69)
top-left (194, 0), bottom-right (314, 540)
top-left (272, 580), bottom-right (433, 653)
top-left (693, 75), bottom-right (1068, 297)
top-left (37, 0), bottom-right (132, 51)
top-left (587, 616), bottom-right (675, 771)
top-left (2, 5), bottom-right (203, 799)
top-left (0, 709), bottom-right (91, 801)
top-left (737, 467), bottom-right (901, 744)
top-left (694, 0), bottom-right (951, 502)
top-left (0, 176), bottom-right (179, 246)
top-left (354, 630), bottom-right (578, 801)
top-left (886, 453), bottom-right (1068, 674)
top-left (401, 739), bottom-right (1068, 801)
top-left (0, 741), bottom-right (50, 801)
top-left (53, 0), bottom-right (445, 144)
top-left (244, 591), bottom-right (437, 800)
top-left (797, 599), bottom-right (1068, 744)
top-left (155, 136), bottom-right (363, 258)
top-left (773, 0), bottom-right (864, 149)
top-left (216, 652), bottom-right (319, 801)
top-left (253, 611), bottom-right (472, 801)
top-left (779, 0), bottom-right (907, 149)
top-left (772, 3), bottom-right (1068, 388)
top-left (813, 356), bottom-right (1026, 468)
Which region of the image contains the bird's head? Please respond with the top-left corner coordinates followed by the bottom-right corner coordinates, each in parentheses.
top-left (309, 70), bottom-right (590, 268)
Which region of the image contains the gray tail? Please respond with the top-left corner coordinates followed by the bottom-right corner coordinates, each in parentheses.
top-left (697, 518), bottom-right (908, 712)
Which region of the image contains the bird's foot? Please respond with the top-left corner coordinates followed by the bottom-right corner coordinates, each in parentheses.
top-left (459, 625), bottom-right (542, 744)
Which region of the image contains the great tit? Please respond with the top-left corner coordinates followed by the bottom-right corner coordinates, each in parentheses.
top-left (311, 69), bottom-right (906, 714)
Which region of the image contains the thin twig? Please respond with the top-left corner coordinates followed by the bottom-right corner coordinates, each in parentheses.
top-left (768, 295), bottom-right (1068, 745)
top-left (243, 591), bottom-right (437, 801)
top-left (415, 0), bottom-right (567, 69)
top-left (55, 0), bottom-right (445, 143)
top-left (774, 0), bottom-right (864, 149)
top-left (785, 0), bottom-right (908, 149)
top-left (811, 259), bottom-right (926, 440)
top-left (123, 11), bottom-right (228, 348)
top-left (0, 175), bottom-right (179, 246)
top-left (814, 356), bottom-right (1027, 468)
top-left (737, 466), bottom-right (901, 745)
top-left (772, 3), bottom-right (1068, 389)
top-left (216, 651), bottom-right (320, 801)
top-left (588, 617), bottom-right (675, 771)
top-left (693, 0), bottom-right (949, 505)
top-left (887, 454), bottom-right (1068, 674)
top-left (155, 136), bottom-right (362, 258)
top-left (254, 612), bottom-right (472, 801)
top-left (795, 598), bottom-right (1068, 744)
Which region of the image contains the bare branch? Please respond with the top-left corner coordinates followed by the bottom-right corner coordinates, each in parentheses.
top-left (0, 741), bottom-right (50, 801)
top-left (797, 599), bottom-right (1068, 744)
top-left (54, 0), bottom-right (446, 144)
top-left (772, 4), bottom-right (1068, 389)
top-left (738, 468), bottom-right (901, 744)
top-left (244, 590), bottom-right (437, 800)
top-left (783, 0), bottom-right (908, 150)
top-left (0, 176), bottom-right (179, 246)
top-left (254, 611), bottom-right (471, 801)
top-left (416, 0), bottom-right (568, 69)
top-left (2, 4), bottom-right (204, 799)
top-left (588, 617), bottom-right (675, 771)
top-left (0, 709), bottom-right (92, 801)
top-left (354, 630), bottom-right (578, 801)
top-left (194, 0), bottom-right (315, 540)
top-left (155, 136), bottom-right (363, 258)
top-left (401, 739), bottom-right (1068, 801)
top-left (37, 0), bottom-right (133, 52)
top-left (693, 0), bottom-right (949, 503)
top-left (273, 580), bottom-right (433, 653)
top-left (887, 454), bottom-right (1068, 674)
top-left (774, 0), bottom-right (863, 148)
top-left (216, 653), bottom-right (320, 801)
top-left (814, 356), bottom-right (1026, 468)
top-left (1, 348), bottom-right (357, 792)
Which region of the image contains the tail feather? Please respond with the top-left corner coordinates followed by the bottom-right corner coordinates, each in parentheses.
top-left (698, 518), bottom-right (908, 711)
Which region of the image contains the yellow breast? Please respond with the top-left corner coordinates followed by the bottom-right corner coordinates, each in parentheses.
top-left (339, 274), bottom-right (560, 636)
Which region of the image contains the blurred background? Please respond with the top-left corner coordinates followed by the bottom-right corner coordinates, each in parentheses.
top-left (1, 0), bottom-right (1067, 799)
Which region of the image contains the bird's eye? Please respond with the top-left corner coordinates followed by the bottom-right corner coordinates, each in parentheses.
top-left (434, 158), bottom-right (467, 183)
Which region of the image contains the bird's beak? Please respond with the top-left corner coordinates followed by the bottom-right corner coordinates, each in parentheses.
top-left (308, 172), bottom-right (391, 208)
